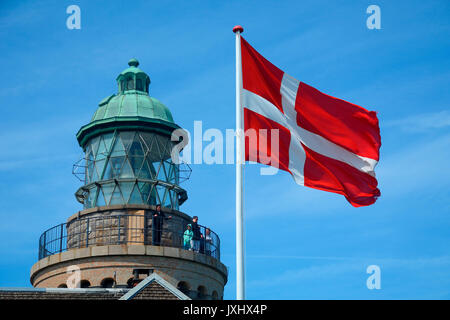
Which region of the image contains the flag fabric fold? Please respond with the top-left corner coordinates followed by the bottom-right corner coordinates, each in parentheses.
top-left (240, 36), bottom-right (381, 207)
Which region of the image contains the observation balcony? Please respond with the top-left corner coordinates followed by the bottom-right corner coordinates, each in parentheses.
top-left (38, 214), bottom-right (220, 261)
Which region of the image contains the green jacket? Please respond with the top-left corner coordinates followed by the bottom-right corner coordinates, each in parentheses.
top-left (183, 225), bottom-right (193, 244)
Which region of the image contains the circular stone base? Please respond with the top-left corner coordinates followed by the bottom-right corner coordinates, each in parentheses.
top-left (30, 245), bottom-right (227, 300)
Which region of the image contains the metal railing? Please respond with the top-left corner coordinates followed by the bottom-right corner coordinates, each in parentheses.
top-left (38, 214), bottom-right (220, 261)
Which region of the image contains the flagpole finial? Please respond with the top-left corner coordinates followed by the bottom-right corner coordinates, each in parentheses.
top-left (233, 25), bottom-right (244, 33)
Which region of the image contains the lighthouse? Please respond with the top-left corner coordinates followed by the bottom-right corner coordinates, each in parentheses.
top-left (30, 59), bottom-right (228, 300)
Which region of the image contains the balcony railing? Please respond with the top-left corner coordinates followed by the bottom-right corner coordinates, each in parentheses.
top-left (38, 214), bottom-right (220, 261)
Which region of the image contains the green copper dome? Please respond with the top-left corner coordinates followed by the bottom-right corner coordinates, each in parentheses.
top-left (76, 59), bottom-right (179, 148)
top-left (91, 93), bottom-right (174, 123)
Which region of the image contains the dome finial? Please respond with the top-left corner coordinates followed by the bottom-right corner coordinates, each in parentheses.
top-left (128, 58), bottom-right (139, 67)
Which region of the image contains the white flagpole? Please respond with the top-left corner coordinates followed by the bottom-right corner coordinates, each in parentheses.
top-left (233, 25), bottom-right (245, 300)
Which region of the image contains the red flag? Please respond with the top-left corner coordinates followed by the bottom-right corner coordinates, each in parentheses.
top-left (240, 37), bottom-right (381, 207)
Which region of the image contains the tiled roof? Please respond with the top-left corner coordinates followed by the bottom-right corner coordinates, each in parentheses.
top-left (132, 282), bottom-right (179, 300)
top-left (0, 288), bottom-right (129, 300)
top-left (120, 273), bottom-right (190, 300)
top-left (0, 274), bottom-right (190, 300)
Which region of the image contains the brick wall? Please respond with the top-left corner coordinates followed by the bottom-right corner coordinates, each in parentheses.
top-left (31, 245), bottom-right (227, 300)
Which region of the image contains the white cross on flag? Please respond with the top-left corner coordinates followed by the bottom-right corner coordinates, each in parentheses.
top-left (239, 36), bottom-right (381, 207)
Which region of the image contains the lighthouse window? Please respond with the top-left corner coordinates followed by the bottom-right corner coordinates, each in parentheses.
top-left (111, 156), bottom-right (125, 175)
top-left (109, 184), bottom-right (123, 205)
top-left (120, 182), bottom-right (134, 202)
top-left (110, 135), bottom-right (126, 157)
top-left (119, 159), bottom-right (134, 178)
top-left (129, 138), bottom-right (145, 157)
top-left (96, 189), bottom-right (106, 207)
top-left (101, 183), bottom-right (114, 205)
top-left (103, 133), bottom-right (114, 153)
top-left (177, 281), bottom-right (190, 295)
top-left (101, 278), bottom-right (115, 288)
top-left (127, 78), bottom-right (134, 90)
top-left (81, 131), bottom-right (184, 209)
top-left (138, 182), bottom-right (151, 204)
top-left (128, 183), bottom-right (143, 203)
top-left (87, 158), bottom-right (95, 183)
top-left (136, 79), bottom-right (143, 91)
top-left (197, 286), bottom-right (207, 299)
top-left (94, 159), bottom-right (106, 178)
top-left (137, 158), bottom-right (152, 179)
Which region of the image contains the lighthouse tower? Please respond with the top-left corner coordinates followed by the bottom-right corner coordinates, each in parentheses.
top-left (30, 59), bottom-right (228, 300)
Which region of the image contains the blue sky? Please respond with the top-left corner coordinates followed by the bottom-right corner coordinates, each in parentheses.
top-left (0, 0), bottom-right (449, 299)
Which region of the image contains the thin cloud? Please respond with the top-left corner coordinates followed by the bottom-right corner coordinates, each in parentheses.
top-left (248, 255), bottom-right (450, 288)
top-left (384, 110), bottom-right (450, 132)
top-left (377, 133), bottom-right (450, 196)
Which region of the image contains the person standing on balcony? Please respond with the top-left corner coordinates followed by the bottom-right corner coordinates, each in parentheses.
top-left (191, 216), bottom-right (203, 253)
top-left (205, 228), bottom-right (212, 256)
top-left (183, 224), bottom-right (193, 250)
top-left (152, 204), bottom-right (171, 246)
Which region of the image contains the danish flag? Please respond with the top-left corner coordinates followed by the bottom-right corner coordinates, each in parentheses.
top-left (240, 37), bottom-right (381, 207)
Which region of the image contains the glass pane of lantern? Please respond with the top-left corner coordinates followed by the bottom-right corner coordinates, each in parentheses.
top-left (91, 165), bottom-right (99, 181)
top-left (149, 184), bottom-right (157, 205)
top-left (110, 136), bottom-right (126, 157)
top-left (91, 137), bottom-right (100, 158)
top-left (138, 159), bottom-right (153, 179)
top-left (129, 136), bottom-right (144, 156)
top-left (102, 183), bottom-right (114, 205)
top-left (129, 156), bottom-right (144, 176)
top-left (156, 161), bottom-right (167, 182)
top-left (156, 185), bottom-right (167, 205)
top-left (95, 159), bottom-right (106, 179)
top-left (128, 183), bottom-right (143, 204)
top-left (120, 131), bottom-right (135, 152)
top-left (103, 160), bottom-right (114, 180)
top-left (120, 182), bottom-right (134, 202)
top-left (109, 184), bottom-right (123, 205)
top-left (138, 182), bottom-right (150, 203)
top-left (103, 132), bottom-right (114, 153)
top-left (110, 156), bottom-right (125, 177)
top-left (96, 188), bottom-right (106, 207)
top-left (119, 158), bottom-right (133, 178)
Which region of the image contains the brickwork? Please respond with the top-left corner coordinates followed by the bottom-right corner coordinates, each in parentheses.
top-left (31, 245), bottom-right (227, 300)
top-left (66, 206), bottom-right (191, 249)
top-left (132, 282), bottom-right (179, 300)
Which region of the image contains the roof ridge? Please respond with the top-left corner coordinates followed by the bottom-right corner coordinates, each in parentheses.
top-left (119, 273), bottom-right (190, 300)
